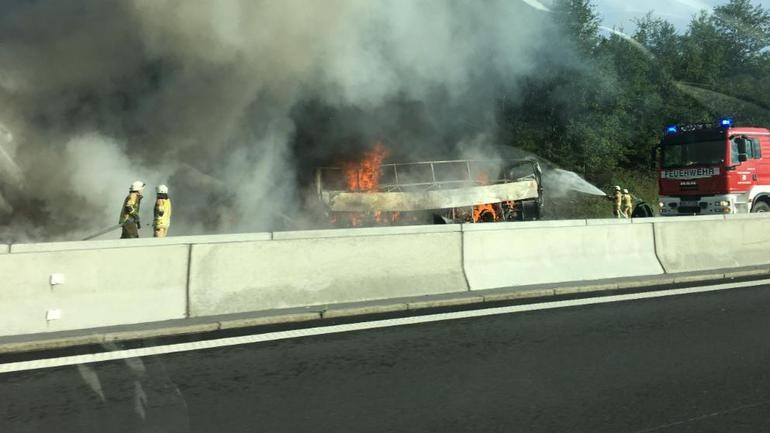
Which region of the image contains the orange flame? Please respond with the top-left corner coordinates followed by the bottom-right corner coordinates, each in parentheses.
top-left (473, 204), bottom-right (498, 223)
top-left (340, 143), bottom-right (399, 227)
top-left (472, 171), bottom-right (498, 223)
top-left (344, 143), bottom-right (387, 192)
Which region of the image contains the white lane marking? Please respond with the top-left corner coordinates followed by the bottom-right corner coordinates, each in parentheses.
top-left (3, 278), bottom-right (770, 374)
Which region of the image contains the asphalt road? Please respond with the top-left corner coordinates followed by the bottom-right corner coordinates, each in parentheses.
top-left (4, 283), bottom-right (770, 433)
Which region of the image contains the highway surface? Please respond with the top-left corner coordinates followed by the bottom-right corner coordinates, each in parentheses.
top-left (3, 281), bottom-right (770, 432)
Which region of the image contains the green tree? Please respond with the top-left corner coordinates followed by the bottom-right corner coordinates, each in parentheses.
top-left (499, 0), bottom-right (624, 179)
top-left (712, 0), bottom-right (770, 69)
top-left (633, 13), bottom-right (681, 74)
top-left (497, 0), bottom-right (770, 204)
top-left (675, 1), bottom-right (770, 124)
top-left (551, 0), bottom-right (601, 54)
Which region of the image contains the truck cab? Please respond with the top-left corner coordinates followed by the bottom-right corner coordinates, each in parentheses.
top-left (658, 119), bottom-right (770, 215)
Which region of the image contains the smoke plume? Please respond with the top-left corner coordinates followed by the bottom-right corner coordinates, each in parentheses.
top-left (0, 0), bottom-right (558, 242)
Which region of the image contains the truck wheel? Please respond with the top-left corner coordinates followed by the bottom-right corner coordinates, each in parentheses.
top-left (752, 201), bottom-right (770, 213)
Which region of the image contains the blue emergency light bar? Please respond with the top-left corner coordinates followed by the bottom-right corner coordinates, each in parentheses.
top-left (664, 117), bottom-right (736, 135)
top-left (720, 117), bottom-right (734, 127)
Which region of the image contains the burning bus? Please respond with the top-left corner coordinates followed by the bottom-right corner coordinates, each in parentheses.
top-left (314, 144), bottom-right (543, 227)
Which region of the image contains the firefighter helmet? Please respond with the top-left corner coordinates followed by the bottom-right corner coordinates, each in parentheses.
top-left (130, 180), bottom-right (145, 192)
top-left (156, 184), bottom-right (168, 194)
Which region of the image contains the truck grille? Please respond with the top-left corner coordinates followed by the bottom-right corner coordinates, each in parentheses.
top-left (679, 184), bottom-right (698, 192)
top-left (678, 206), bottom-right (702, 214)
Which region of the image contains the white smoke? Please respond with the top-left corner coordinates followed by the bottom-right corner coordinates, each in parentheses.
top-left (0, 0), bottom-right (560, 242)
top-left (64, 133), bottom-right (167, 237)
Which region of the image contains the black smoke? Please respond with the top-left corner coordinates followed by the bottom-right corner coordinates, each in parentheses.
top-left (0, 0), bottom-right (557, 242)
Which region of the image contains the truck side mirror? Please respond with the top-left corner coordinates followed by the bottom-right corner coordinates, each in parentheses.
top-left (737, 138), bottom-right (748, 155)
top-left (734, 137), bottom-right (749, 162)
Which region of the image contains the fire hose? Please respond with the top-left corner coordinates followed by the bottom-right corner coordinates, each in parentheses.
top-left (81, 224), bottom-right (123, 241)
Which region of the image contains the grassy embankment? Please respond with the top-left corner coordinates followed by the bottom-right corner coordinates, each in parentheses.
top-left (545, 169), bottom-right (659, 220)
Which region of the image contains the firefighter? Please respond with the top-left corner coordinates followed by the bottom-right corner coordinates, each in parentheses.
top-left (153, 184), bottom-right (172, 238)
top-left (119, 180), bottom-right (144, 239)
top-left (622, 188), bottom-right (634, 218)
top-left (607, 185), bottom-right (623, 218)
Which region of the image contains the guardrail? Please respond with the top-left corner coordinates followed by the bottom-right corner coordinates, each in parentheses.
top-left (2, 213), bottom-right (769, 337)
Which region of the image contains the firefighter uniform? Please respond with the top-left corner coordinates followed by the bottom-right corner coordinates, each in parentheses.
top-left (153, 188), bottom-right (172, 238)
top-left (119, 182), bottom-right (144, 239)
top-left (621, 189), bottom-right (633, 218)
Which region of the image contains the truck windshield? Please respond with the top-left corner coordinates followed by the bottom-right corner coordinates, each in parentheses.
top-left (662, 140), bottom-right (725, 169)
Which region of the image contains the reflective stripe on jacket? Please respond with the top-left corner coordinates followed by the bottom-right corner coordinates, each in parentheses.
top-left (154, 197), bottom-right (172, 229)
top-left (622, 193), bottom-right (633, 208)
top-left (119, 192), bottom-right (142, 225)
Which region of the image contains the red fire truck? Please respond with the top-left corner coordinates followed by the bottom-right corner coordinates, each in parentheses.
top-left (658, 118), bottom-right (770, 215)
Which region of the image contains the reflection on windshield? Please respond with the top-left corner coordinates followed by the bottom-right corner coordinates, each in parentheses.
top-left (662, 141), bottom-right (725, 169)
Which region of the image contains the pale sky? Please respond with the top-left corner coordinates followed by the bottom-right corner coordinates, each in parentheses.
top-left (594, 0), bottom-right (770, 31)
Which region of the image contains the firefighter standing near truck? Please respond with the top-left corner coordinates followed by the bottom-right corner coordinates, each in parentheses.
top-left (606, 185), bottom-right (623, 218)
top-left (153, 184), bottom-right (172, 238)
top-left (119, 180), bottom-right (144, 239)
top-left (622, 188), bottom-right (634, 218)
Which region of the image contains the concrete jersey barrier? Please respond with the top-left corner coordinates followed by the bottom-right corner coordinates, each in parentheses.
top-left (5, 214), bottom-right (770, 338)
top-left (654, 213), bottom-right (770, 273)
top-left (0, 245), bottom-right (189, 336)
top-left (188, 226), bottom-right (467, 317)
top-left (463, 221), bottom-right (664, 290)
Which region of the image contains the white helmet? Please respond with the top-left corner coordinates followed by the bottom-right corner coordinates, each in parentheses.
top-left (156, 184), bottom-right (168, 194)
top-left (130, 180), bottom-right (145, 192)
top-left (622, 188), bottom-right (629, 194)
top-left (614, 185), bottom-right (621, 191)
